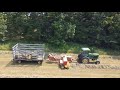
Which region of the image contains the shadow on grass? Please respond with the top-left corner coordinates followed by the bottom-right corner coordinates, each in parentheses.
top-left (45, 60), bottom-right (58, 64)
top-left (104, 55), bottom-right (120, 60)
top-left (5, 60), bottom-right (41, 67)
top-left (77, 62), bottom-right (97, 64)
top-left (111, 56), bottom-right (120, 60)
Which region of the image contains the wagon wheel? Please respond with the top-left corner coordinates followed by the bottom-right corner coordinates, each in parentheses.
top-left (15, 55), bottom-right (18, 59)
top-left (18, 60), bottom-right (21, 64)
top-left (12, 59), bottom-right (16, 63)
top-left (82, 58), bottom-right (89, 64)
top-left (38, 61), bottom-right (43, 65)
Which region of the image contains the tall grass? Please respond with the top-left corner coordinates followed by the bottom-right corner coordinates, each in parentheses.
top-left (0, 42), bottom-right (16, 50)
top-left (46, 42), bottom-right (120, 55)
top-left (0, 41), bottom-right (120, 55)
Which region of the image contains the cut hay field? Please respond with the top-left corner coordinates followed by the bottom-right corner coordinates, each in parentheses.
top-left (0, 51), bottom-right (120, 78)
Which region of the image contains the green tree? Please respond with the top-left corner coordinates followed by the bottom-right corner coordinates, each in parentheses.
top-left (0, 12), bottom-right (7, 42)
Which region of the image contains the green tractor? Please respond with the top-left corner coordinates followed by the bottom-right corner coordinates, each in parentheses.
top-left (77, 48), bottom-right (100, 64)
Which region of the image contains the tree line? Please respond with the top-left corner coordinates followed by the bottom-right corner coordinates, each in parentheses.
top-left (0, 12), bottom-right (120, 50)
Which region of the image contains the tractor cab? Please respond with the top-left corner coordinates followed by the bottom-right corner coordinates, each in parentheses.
top-left (77, 48), bottom-right (100, 64)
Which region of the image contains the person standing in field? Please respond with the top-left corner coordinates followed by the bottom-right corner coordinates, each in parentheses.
top-left (59, 55), bottom-right (70, 69)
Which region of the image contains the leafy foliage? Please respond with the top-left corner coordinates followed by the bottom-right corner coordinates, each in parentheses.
top-left (0, 12), bottom-right (120, 50)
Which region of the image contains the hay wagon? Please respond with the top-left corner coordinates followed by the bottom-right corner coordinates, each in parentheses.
top-left (12, 43), bottom-right (45, 65)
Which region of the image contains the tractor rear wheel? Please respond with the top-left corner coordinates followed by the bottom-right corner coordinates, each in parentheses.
top-left (82, 58), bottom-right (89, 64)
top-left (77, 58), bottom-right (82, 63)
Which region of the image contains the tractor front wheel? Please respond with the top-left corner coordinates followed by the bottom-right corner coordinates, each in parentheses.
top-left (82, 58), bottom-right (89, 64)
top-left (95, 61), bottom-right (100, 64)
